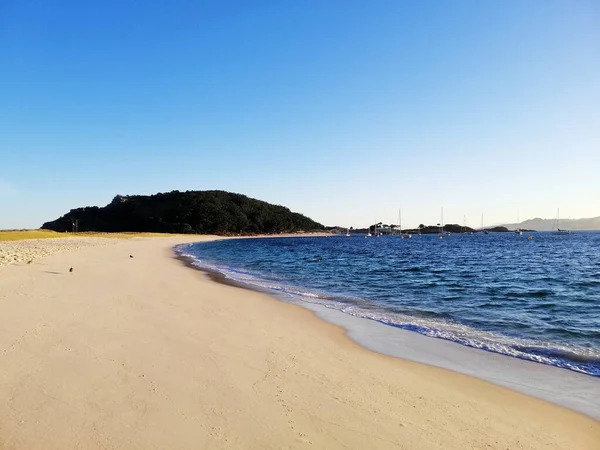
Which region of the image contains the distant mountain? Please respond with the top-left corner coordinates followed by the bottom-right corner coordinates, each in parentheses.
top-left (42, 190), bottom-right (325, 235)
top-left (501, 216), bottom-right (600, 231)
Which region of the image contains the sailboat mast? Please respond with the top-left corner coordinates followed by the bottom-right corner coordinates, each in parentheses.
top-left (399, 208), bottom-right (402, 233)
top-left (441, 207), bottom-right (444, 233)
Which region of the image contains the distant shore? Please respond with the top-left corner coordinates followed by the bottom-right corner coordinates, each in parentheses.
top-left (0, 236), bottom-right (598, 449)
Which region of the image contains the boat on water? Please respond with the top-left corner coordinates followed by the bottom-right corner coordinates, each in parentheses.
top-left (481, 213), bottom-right (489, 234)
top-left (553, 208), bottom-right (571, 234)
top-left (345, 228), bottom-right (350, 237)
top-left (366, 218), bottom-right (374, 237)
top-left (461, 215), bottom-right (472, 234)
top-left (439, 207), bottom-right (448, 236)
top-left (514, 210), bottom-right (523, 235)
top-left (398, 208), bottom-right (412, 239)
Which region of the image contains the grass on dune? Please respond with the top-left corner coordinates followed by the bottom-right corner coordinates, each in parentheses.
top-left (0, 229), bottom-right (64, 241)
top-left (0, 229), bottom-right (183, 242)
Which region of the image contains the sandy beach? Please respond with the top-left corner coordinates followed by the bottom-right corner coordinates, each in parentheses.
top-left (0, 236), bottom-right (598, 449)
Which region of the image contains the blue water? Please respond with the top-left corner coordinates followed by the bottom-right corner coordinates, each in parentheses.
top-left (176, 232), bottom-right (600, 377)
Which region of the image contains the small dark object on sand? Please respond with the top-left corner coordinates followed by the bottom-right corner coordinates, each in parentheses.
top-left (69, 267), bottom-right (73, 273)
top-left (27, 260), bottom-right (33, 264)
top-left (130, 255), bottom-right (133, 258)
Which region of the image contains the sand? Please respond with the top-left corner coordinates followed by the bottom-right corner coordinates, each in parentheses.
top-left (0, 236), bottom-right (598, 449)
top-left (0, 237), bottom-right (122, 266)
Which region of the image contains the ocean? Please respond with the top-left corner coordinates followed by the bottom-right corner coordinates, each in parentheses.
top-left (176, 232), bottom-right (600, 378)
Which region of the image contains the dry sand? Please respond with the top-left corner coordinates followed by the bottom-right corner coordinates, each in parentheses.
top-left (0, 236), bottom-right (598, 449)
top-left (0, 237), bottom-right (122, 266)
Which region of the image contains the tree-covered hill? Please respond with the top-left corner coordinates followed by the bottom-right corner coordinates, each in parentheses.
top-left (42, 190), bottom-right (325, 235)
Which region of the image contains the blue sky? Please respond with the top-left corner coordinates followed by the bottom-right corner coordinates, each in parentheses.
top-left (1, 0), bottom-right (599, 229)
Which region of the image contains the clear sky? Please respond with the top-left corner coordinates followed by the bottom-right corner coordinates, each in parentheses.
top-left (1, 0), bottom-right (599, 229)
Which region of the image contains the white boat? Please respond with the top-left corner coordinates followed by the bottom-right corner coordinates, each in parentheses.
top-left (553, 208), bottom-right (571, 234)
top-left (398, 208), bottom-right (410, 238)
top-left (514, 210), bottom-right (523, 235)
top-left (397, 208), bottom-right (413, 238)
top-left (346, 228), bottom-right (350, 237)
top-left (441, 208), bottom-right (450, 235)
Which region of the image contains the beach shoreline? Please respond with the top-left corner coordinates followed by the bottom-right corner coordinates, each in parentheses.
top-left (175, 239), bottom-right (600, 421)
top-left (0, 235), bottom-right (598, 449)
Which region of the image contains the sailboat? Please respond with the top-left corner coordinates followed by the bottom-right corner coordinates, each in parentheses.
top-left (481, 213), bottom-right (489, 234)
top-left (398, 209), bottom-right (404, 238)
top-left (554, 208), bottom-right (571, 234)
top-left (514, 209), bottom-right (523, 235)
top-left (441, 207), bottom-right (450, 235)
top-left (346, 228), bottom-right (351, 237)
top-left (398, 208), bottom-right (412, 238)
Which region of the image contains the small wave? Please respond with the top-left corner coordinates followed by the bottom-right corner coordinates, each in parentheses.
top-left (376, 319), bottom-right (600, 377)
top-left (477, 302), bottom-right (501, 309)
top-left (575, 280), bottom-right (600, 287)
top-left (513, 346), bottom-right (600, 365)
top-left (505, 290), bottom-right (552, 298)
top-left (448, 286), bottom-right (467, 292)
top-left (527, 302), bottom-right (557, 310)
top-left (572, 297), bottom-right (599, 304)
top-left (545, 327), bottom-right (600, 340)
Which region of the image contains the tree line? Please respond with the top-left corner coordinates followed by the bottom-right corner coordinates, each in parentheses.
top-left (42, 190), bottom-right (325, 235)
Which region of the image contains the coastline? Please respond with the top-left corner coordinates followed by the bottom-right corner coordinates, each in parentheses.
top-left (0, 235), bottom-right (598, 449)
top-left (175, 239), bottom-right (600, 421)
